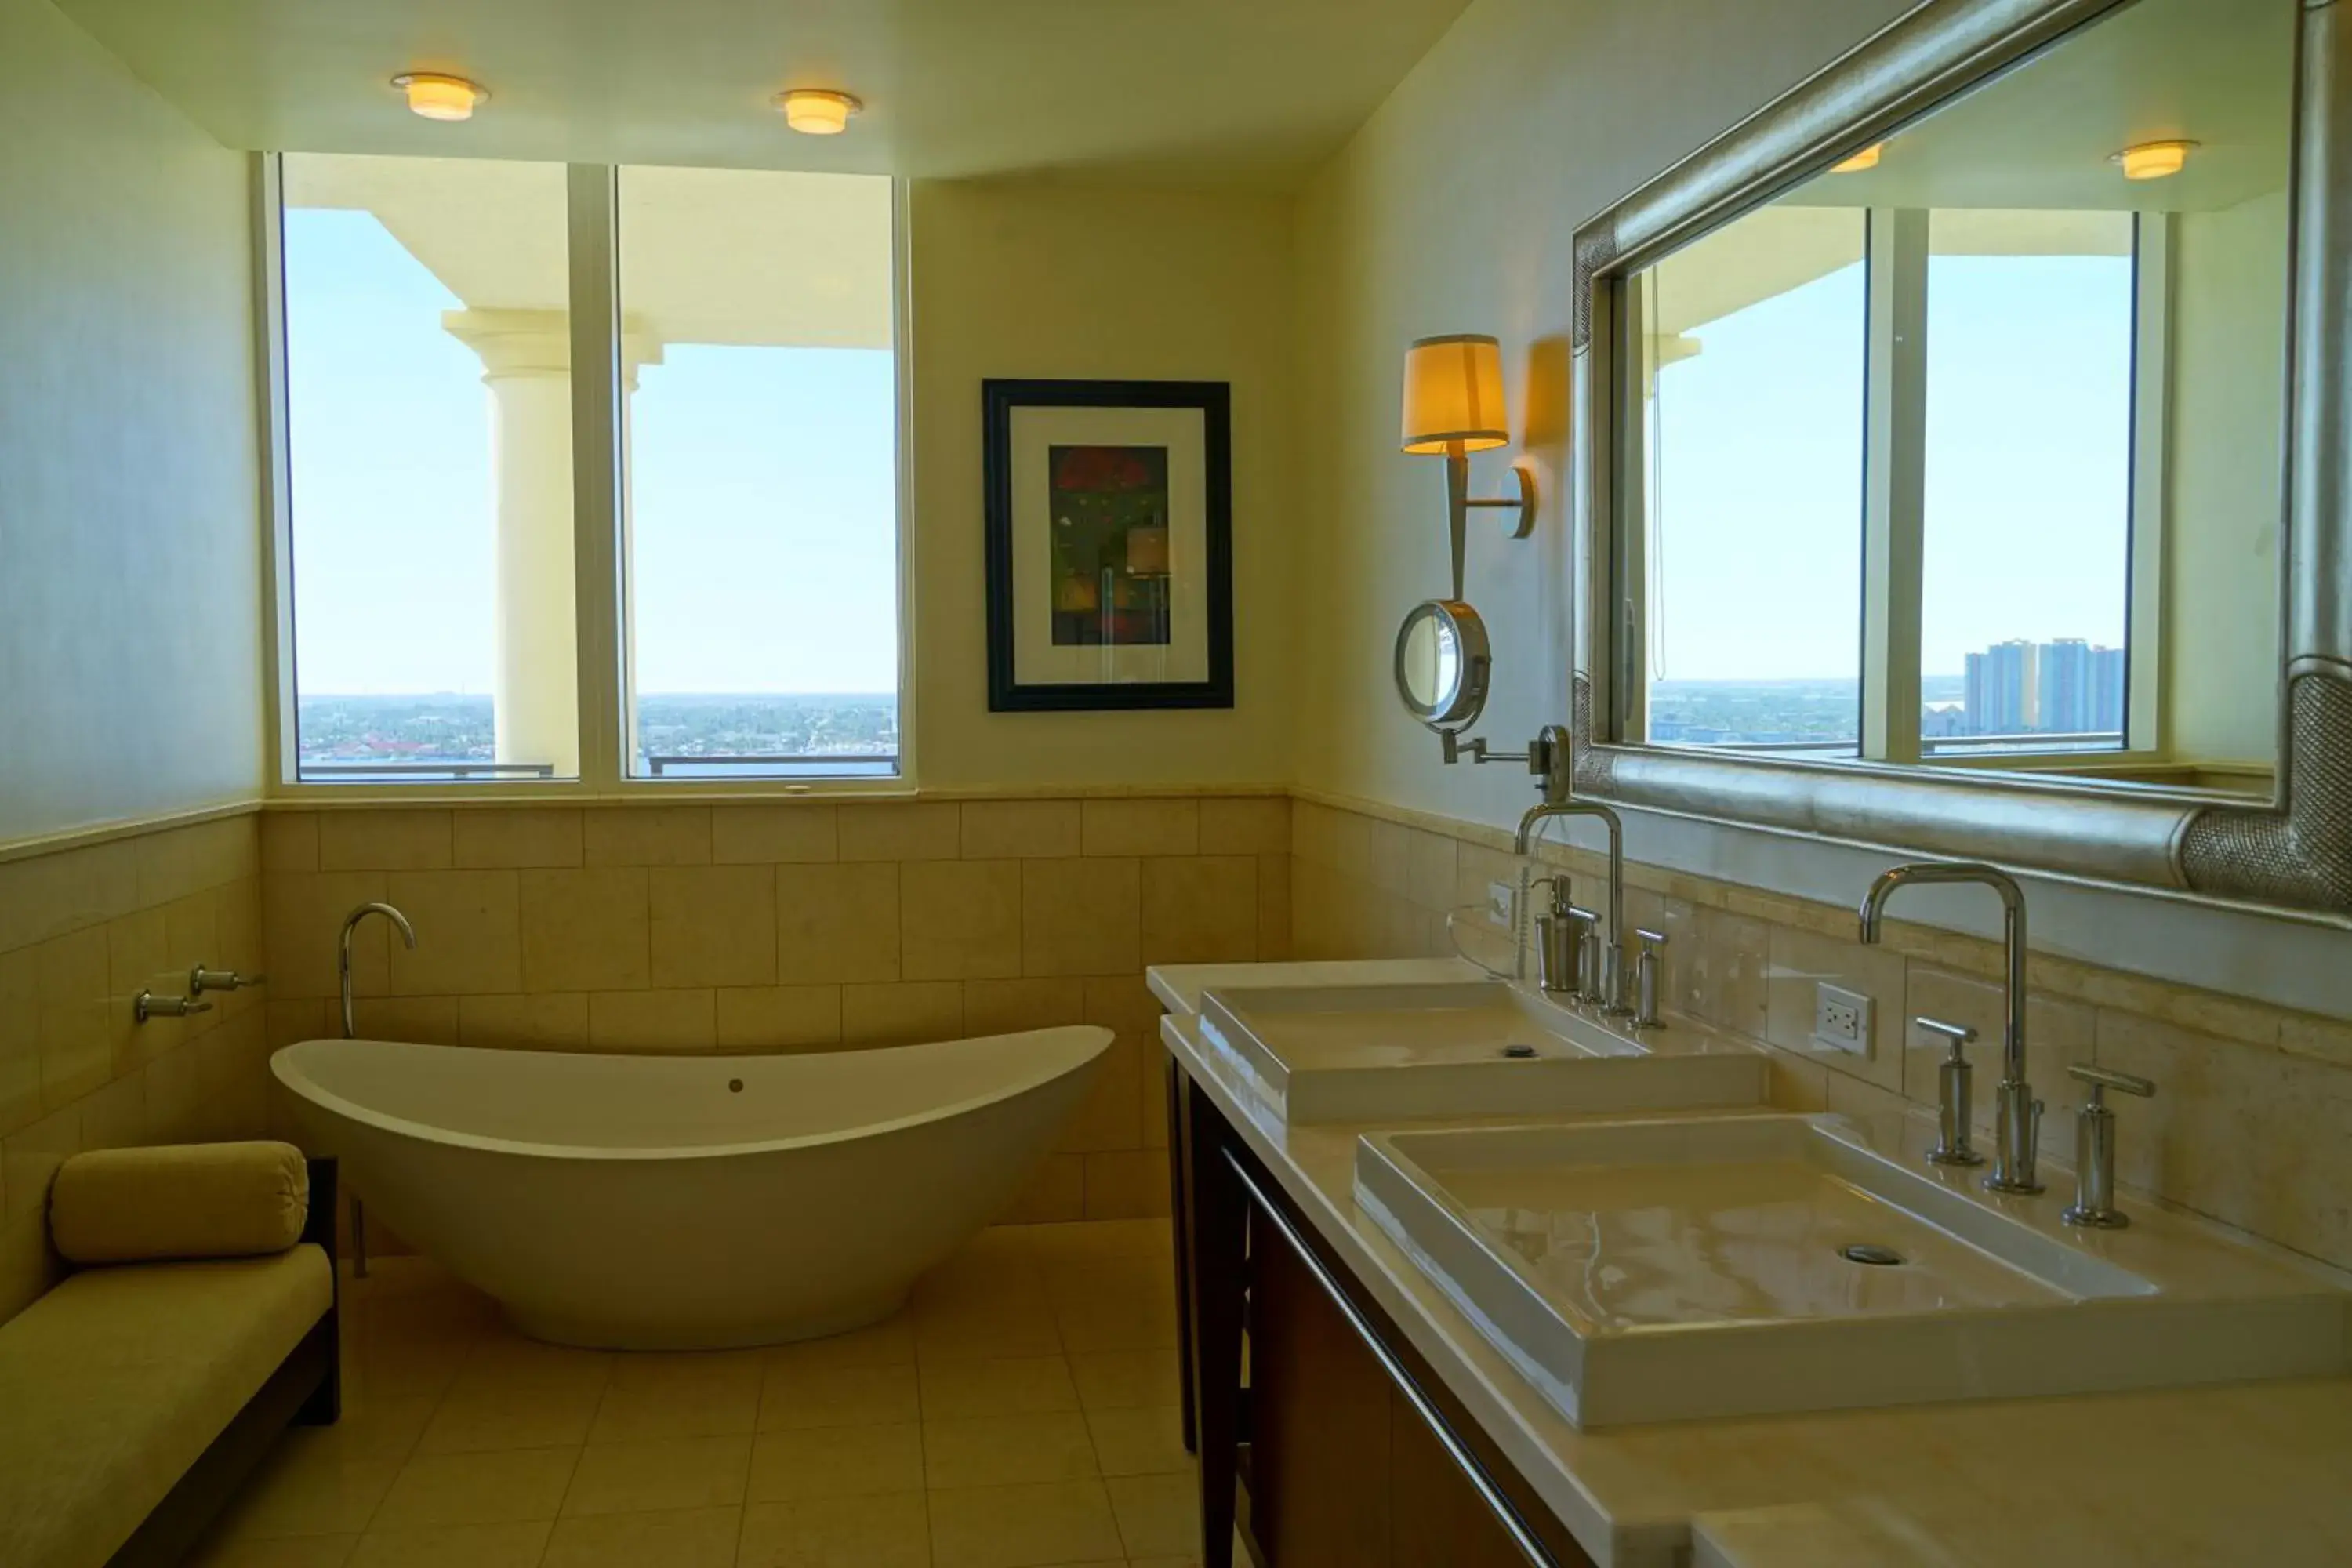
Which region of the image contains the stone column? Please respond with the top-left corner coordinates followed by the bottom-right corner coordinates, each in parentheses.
top-left (443, 309), bottom-right (660, 778)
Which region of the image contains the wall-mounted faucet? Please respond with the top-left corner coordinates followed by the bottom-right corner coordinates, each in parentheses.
top-left (1859, 862), bottom-right (2041, 1194)
top-left (339, 902), bottom-right (416, 1038)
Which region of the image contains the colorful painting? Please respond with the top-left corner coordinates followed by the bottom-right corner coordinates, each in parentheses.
top-left (1047, 445), bottom-right (1173, 647)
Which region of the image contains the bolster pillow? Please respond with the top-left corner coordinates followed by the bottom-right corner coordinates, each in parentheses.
top-left (49, 1141), bottom-right (310, 1265)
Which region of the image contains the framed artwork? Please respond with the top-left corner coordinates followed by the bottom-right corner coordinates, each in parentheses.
top-left (982, 379), bottom-right (1233, 711)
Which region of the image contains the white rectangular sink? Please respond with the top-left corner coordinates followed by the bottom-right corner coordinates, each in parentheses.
top-left (1196, 981), bottom-right (1765, 1123)
top-left (1356, 1114), bottom-right (2350, 1427)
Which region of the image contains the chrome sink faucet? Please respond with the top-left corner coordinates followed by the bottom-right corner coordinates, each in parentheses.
top-left (340, 902), bottom-right (416, 1038)
top-left (1859, 862), bottom-right (2042, 1194)
top-left (1515, 799), bottom-right (1629, 1016)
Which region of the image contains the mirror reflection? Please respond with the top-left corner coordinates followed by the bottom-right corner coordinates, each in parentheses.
top-left (1617, 0), bottom-right (2292, 796)
top-left (1394, 599), bottom-right (1490, 731)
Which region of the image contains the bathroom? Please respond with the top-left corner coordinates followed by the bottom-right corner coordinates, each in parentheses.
top-left (1, 0), bottom-right (2347, 1563)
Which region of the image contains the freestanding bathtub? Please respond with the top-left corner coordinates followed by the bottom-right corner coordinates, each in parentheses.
top-left (270, 1027), bottom-right (1111, 1348)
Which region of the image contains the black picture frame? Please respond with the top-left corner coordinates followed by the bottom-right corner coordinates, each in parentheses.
top-left (982, 378), bottom-right (1234, 712)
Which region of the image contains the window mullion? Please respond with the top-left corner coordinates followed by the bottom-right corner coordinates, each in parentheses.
top-left (2126, 211), bottom-right (2173, 758)
top-left (566, 164), bottom-right (626, 792)
top-left (1862, 207), bottom-right (1928, 764)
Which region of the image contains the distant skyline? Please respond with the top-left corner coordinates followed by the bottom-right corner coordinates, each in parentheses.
top-left (283, 204), bottom-right (898, 702)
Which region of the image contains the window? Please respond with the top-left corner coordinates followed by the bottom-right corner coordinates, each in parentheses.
top-left (615, 169), bottom-right (899, 779)
top-left (279, 154), bottom-right (575, 781)
top-left (268, 158), bottom-right (904, 787)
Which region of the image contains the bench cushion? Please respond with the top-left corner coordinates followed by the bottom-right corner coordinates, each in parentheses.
top-left (51, 1142), bottom-right (310, 1265)
top-left (0, 1244), bottom-right (332, 1568)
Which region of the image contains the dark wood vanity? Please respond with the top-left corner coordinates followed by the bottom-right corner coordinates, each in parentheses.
top-left (1166, 1058), bottom-right (1595, 1568)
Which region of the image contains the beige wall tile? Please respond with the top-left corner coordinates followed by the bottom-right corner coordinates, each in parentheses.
top-left (452, 808), bottom-right (583, 869)
top-left (2280, 1012), bottom-right (2352, 1070)
top-left (1364, 818), bottom-right (1413, 898)
top-left (583, 807), bottom-right (711, 866)
top-left (1763, 924), bottom-right (1907, 1094)
top-left (0, 838), bottom-right (140, 955)
top-left (460, 993), bottom-right (590, 1051)
top-left (840, 982), bottom-right (963, 1047)
top-left (963, 978), bottom-right (1087, 1037)
top-left (998, 1152), bottom-right (1085, 1224)
top-left (262, 870), bottom-right (391, 1000)
top-left (1022, 859), bottom-right (1140, 978)
top-left (651, 866), bottom-right (779, 989)
top-left (318, 810), bottom-right (452, 872)
top-left (387, 870), bottom-right (522, 996)
top-left (1197, 796), bottom-right (1289, 855)
top-left (104, 906), bottom-right (178, 1074)
top-left (142, 1043), bottom-right (200, 1143)
top-left (260, 811), bottom-right (320, 873)
top-left (901, 860), bottom-right (1022, 981)
top-left (1083, 1150), bottom-right (1170, 1220)
top-left (520, 868), bottom-right (651, 993)
top-left (212, 877), bottom-right (267, 1020)
top-left (3, 1103), bottom-right (80, 1227)
top-left (1080, 799), bottom-right (1197, 858)
top-left (1138, 856), bottom-right (1256, 967)
top-left (0, 949), bottom-right (43, 1136)
top-left (716, 985), bottom-right (843, 1051)
top-left (589, 989), bottom-right (717, 1052)
top-left (1059, 1034), bottom-right (1142, 1153)
top-left (959, 800), bottom-right (1080, 859)
top-left (38, 927), bottom-right (113, 1112)
top-left (776, 862), bottom-right (899, 984)
top-left (713, 804), bottom-right (839, 865)
top-left (135, 818), bottom-right (256, 906)
top-left (1258, 855), bottom-right (1292, 960)
top-left (837, 802), bottom-right (960, 862)
top-left (1403, 829), bottom-right (1457, 911)
top-left (352, 996), bottom-right (461, 1046)
top-left (267, 997), bottom-right (330, 1048)
top-left (79, 1070), bottom-right (143, 1151)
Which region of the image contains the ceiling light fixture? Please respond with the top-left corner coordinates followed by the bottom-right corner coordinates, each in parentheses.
top-left (776, 88), bottom-right (862, 135)
top-left (391, 72), bottom-right (488, 122)
top-left (2113, 139), bottom-right (2197, 180)
top-left (1831, 143), bottom-right (1883, 174)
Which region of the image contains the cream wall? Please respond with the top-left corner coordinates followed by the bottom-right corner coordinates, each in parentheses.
top-left (0, 0), bottom-right (265, 846)
top-left (907, 180), bottom-right (1297, 791)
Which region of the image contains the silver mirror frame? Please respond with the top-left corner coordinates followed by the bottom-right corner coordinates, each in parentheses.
top-left (1396, 598), bottom-right (1494, 731)
top-left (1567, 0), bottom-right (2352, 920)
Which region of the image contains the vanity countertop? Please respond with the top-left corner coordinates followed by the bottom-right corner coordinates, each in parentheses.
top-left (1150, 960), bottom-right (2352, 1568)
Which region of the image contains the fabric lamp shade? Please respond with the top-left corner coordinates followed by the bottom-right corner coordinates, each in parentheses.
top-left (1401, 334), bottom-right (1510, 454)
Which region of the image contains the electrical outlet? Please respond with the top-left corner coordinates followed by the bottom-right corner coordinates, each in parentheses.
top-left (1488, 881), bottom-right (1517, 927)
top-left (1811, 983), bottom-right (1873, 1055)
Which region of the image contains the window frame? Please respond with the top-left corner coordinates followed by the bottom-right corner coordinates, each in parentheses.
top-left (255, 154), bottom-right (916, 800)
top-left (1611, 203), bottom-right (2172, 772)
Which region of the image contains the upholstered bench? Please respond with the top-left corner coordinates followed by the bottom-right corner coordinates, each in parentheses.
top-left (0, 1143), bottom-right (339, 1568)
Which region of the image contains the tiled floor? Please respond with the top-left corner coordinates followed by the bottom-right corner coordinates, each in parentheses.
top-left (194, 1220), bottom-right (1208, 1568)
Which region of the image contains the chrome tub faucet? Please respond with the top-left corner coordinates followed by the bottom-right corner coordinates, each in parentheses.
top-left (1859, 862), bottom-right (2042, 1194)
top-left (339, 901), bottom-right (416, 1039)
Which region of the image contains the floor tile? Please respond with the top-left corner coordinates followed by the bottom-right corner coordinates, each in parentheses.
top-left (918, 1356), bottom-right (1080, 1421)
top-left (760, 1359), bottom-right (923, 1430)
top-left (1065, 1350), bottom-right (1180, 1414)
top-left (419, 1383), bottom-right (603, 1454)
top-left (592, 1355), bottom-right (764, 1441)
top-left (922, 1412), bottom-right (1099, 1490)
top-left (747, 1423), bottom-right (924, 1503)
top-left (561, 1433), bottom-right (752, 1516)
top-left (214, 1441), bottom-right (401, 1541)
top-left (1105, 1473), bottom-right (1201, 1559)
top-left (371, 1447), bottom-right (579, 1530)
top-left (188, 1535), bottom-right (358, 1567)
top-left (736, 1492), bottom-right (931, 1568)
top-left (764, 1312), bottom-right (915, 1372)
top-left (543, 1507), bottom-right (742, 1568)
top-left (305, 1396), bottom-right (439, 1466)
top-left (452, 1337), bottom-right (615, 1397)
top-left (343, 1520), bottom-right (551, 1568)
top-left (1083, 1406), bottom-right (1189, 1476)
top-left (1049, 1287), bottom-right (1178, 1355)
top-left (926, 1479), bottom-right (1123, 1568)
top-left (913, 1295), bottom-right (1065, 1363)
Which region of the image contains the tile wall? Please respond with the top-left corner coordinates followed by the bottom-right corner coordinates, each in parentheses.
top-left (258, 796), bottom-right (1290, 1227)
top-left (1289, 794), bottom-right (2352, 1276)
top-left (0, 813), bottom-right (272, 1322)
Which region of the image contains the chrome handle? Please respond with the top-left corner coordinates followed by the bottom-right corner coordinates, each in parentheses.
top-left (2068, 1064), bottom-right (2155, 1101)
top-left (1632, 928), bottom-right (1667, 1027)
top-left (1916, 1016), bottom-right (1984, 1168)
top-left (2064, 1067), bottom-right (2152, 1229)
top-left (189, 965), bottom-right (267, 995)
top-left (1914, 1015), bottom-right (1978, 1058)
top-left (133, 989), bottom-right (214, 1023)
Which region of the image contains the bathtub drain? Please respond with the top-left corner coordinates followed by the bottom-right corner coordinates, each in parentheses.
top-left (728, 1078), bottom-right (744, 1093)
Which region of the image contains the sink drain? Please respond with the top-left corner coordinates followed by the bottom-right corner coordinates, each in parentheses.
top-left (1501, 1044), bottom-right (1539, 1059)
top-left (1839, 1242), bottom-right (1906, 1267)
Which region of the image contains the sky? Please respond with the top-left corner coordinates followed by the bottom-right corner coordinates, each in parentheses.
top-left (1649, 226), bottom-right (2134, 684)
top-left (283, 206), bottom-right (899, 700)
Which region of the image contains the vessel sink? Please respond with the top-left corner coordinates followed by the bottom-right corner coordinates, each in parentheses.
top-left (1356, 1113), bottom-right (2350, 1427)
top-left (1196, 981), bottom-right (1764, 1123)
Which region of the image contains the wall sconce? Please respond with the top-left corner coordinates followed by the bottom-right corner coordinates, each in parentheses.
top-left (1401, 334), bottom-right (1537, 601)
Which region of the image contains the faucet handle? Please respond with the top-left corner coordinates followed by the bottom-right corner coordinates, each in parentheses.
top-left (189, 964), bottom-right (266, 995)
top-left (2067, 1064), bottom-right (2155, 1104)
top-left (1913, 1015), bottom-right (1977, 1061)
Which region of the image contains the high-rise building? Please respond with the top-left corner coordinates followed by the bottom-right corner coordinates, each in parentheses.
top-left (2038, 638), bottom-right (2092, 733)
top-left (2090, 644), bottom-right (2127, 733)
top-left (1964, 639), bottom-right (2038, 735)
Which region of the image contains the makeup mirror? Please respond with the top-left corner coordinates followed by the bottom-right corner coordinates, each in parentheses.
top-left (1394, 598), bottom-right (1491, 732)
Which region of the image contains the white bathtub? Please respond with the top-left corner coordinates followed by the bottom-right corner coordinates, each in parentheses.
top-left (270, 1027), bottom-right (1111, 1349)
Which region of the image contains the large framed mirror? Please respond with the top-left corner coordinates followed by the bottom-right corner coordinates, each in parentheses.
top-left (1569, 0), bottom-right (2351, 917)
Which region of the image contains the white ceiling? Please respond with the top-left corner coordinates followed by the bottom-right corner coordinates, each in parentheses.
top-left (54, 0), bottom-right (1475, 188)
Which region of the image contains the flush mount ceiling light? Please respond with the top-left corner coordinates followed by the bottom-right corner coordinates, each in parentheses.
top-left (1831, 143), bottom-right (1883, 173)
top-left (776, 89), bottom-right (862, 135)
top-left (391, 71), bottom-right (488, 122)
top-left (2113, 139), bottom-right (2198, 180)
